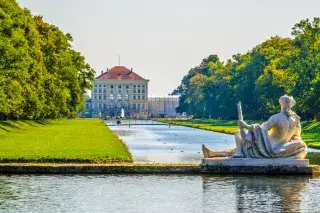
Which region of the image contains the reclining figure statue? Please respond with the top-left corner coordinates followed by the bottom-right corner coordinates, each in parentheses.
top-left (202, 95), bottom-right (307, 159)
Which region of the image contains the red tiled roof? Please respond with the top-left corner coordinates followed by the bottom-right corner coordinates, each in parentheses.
top-left (96, 66), bottom-right (146, 81)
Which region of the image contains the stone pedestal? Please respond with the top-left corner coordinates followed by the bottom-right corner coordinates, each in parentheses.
top-left (202, 157), bottom-right (309, 167)
top-left (201, 158), bottom-right (312, 174)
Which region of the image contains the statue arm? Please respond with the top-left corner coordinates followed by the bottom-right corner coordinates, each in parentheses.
top-left (261, 115), bottom-right (276, 131)
top-left (238, 120), bottom-right (253, 131)
top-left (292, 122), bottom-right (302, 140)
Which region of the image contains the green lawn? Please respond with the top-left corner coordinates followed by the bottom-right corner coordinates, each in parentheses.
top-left (155, 119), bottom-right (320, 149)
top-left (0, 119), bottom-right (132, 163)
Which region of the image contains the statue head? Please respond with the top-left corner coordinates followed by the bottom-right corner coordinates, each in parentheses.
top-left (279, 95), bottom-right (296, 109)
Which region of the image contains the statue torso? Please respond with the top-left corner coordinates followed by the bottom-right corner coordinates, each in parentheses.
top-left (263, 113), bottom-right (298, 145)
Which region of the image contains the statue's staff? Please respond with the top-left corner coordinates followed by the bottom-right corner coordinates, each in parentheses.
top-left (236, 101), bottom-right (246, 139)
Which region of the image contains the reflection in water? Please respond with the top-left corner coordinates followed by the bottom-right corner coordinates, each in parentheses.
top-left (0, 178), bottom-right (19, 211)
top-left (202, 175), bottom-right (319, 213)
top-left (0, 175), bottom-right (319, 213)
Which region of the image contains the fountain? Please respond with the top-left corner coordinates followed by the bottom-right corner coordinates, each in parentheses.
top-left (121, 108), bottom-right (125, 118)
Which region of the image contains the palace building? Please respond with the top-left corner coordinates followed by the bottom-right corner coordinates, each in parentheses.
top-left (88, 66), bottom-right (149, 118)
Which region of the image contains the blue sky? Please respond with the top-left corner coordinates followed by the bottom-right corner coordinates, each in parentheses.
top-left (18, 0), bottom-right (320, 96)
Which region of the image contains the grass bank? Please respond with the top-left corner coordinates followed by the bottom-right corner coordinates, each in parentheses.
top-left (155, 119), bottom-right (320, 149)
top-left (0, 119), bottom-right (132, 163)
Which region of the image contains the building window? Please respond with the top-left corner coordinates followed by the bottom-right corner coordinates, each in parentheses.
top-left (133, 85), bottom-right (136, 88)
top-left (111, 85), bottom-right (114, 89)
top-left (138, 95), bottom-right (140, 100)
top-left (92, 103), bottom-right (96, 109)
top-left (142, 104), bottom-right (145, 110)
top-left (99, 95), bottom-right (101, 100)
top-left (142, 85), bottom-right (145, 88)
top-left (94, 95), bottom-right (97, 100)
top-left (118, 85), bottom-right (121, 89)
top-left (110, 94), bottom-right (114, 100)
top-left (138, 85), bottom-right (141, 88)
top-left (98, 84), bottom-right (101, 87)
top-left (138, 89), bottom-right (140, 93)
top-left (137, 104), bottom-right (141, 110)
top-left (103, 85), bottom-right (106, 87)
top-left (126, 85), bottom-right (129, 89)
top-left (94, 84), bottom-right (97, 88)
top-left (133, 89), bottom-right (136, 93)
top-left (104, 104), bottom-right (106, 109)
top-left (117, 94), bottom-right (122, 100)
top-left (125, 94), bottom-right (129, 100)
top-left (142, 95), bottom-right (145, 100)
top-left (103, 95), bottom-right (106, 100)
top-left (94, 89), bottom-right (97, 93)
top-left (133, 104), bottom-right (136, 110)
top-left (133, 95), bottom-right (136, 100)
top-left (142, 89), bottom-right (145, 93)
top-left (103, 89), bottom-right (106, 93)
top-left (99, 89), bottom-right (102, 93)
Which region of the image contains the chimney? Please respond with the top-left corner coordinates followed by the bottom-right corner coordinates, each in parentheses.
top-left (131, 68), bottom-right (133, 72)
top-left (101, 70), bottom-right (103, 75)
top-left (107, 68), bottom-right (109, 72)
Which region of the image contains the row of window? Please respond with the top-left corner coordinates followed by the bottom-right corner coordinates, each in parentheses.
top-left (92, 94), bottom-right (145, 100)
top-left (93, 89), bottom-right (145, 93)
top-left (91, 103), bottom-right (146, 110)
top-left (94, 84), bottom-right (146, 89)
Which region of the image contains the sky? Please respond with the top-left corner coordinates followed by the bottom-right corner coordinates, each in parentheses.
top-left (18, 0), bottom-right (320, 96)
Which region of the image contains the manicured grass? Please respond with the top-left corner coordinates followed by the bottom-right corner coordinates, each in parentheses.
top-left (300, 121), bottom-right (320, 149)
top-left (0, 119), bottom-right (132, 163)
top-left (155, 119), bottom-right (320, 149)
top-left (155, 119), bottom-right (240, 134)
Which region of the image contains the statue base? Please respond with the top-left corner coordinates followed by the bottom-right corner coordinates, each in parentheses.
top-left (202, 157), bottom-right (309, 167)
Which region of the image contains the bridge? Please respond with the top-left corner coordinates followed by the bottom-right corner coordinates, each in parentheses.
top-left (104, 119), bottom-right (171, 127)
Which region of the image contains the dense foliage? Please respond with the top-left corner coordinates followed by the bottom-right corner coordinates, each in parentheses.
top-left (0, 0), bottom-right (95, 119)
top-left (175, 18), bottom-right (320, 120)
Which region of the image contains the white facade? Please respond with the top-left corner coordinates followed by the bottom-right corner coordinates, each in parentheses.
top-left (148, 95), bottom-right (179, 118)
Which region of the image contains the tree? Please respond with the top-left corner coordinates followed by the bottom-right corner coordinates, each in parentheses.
top-left (174, 18), bottom-right (320, 120)
top-left (0, 0), bottom-right (95, 120)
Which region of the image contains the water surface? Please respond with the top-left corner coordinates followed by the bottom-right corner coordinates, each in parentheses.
top-left (106, 120), bottom-right (234, 163)
top-left (0, 174), bottom-right (319, 213)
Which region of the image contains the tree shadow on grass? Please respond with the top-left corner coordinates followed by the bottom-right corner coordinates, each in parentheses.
top-left (21, 120), bottom-right (52, 127)
top-left (0, 120), bottom-right (52, 132)
top-left (21, 120), bottom-right (38, 127)
top-left (0, 121), bottom-right (22, 132)
top-left (0, 126), bottom-right (9, 132)
top-left (34, 120), bottom-right (52, 125)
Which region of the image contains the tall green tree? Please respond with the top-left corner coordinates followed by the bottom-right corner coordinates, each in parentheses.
top-left (0, 0), bottom-right (95, 120)
top-left (175, 18), bottom-right (320, 120)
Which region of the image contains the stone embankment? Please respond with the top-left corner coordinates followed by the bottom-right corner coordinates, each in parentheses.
top-left (0, 163), bottom-right (318, 175)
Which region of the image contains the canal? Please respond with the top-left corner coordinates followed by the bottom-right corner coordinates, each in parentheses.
top-left (0, 174), bottom-right (319, 212)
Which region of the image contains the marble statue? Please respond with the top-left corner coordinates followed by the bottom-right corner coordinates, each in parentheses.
top-left (202, 95), bottom-right (307, 159)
